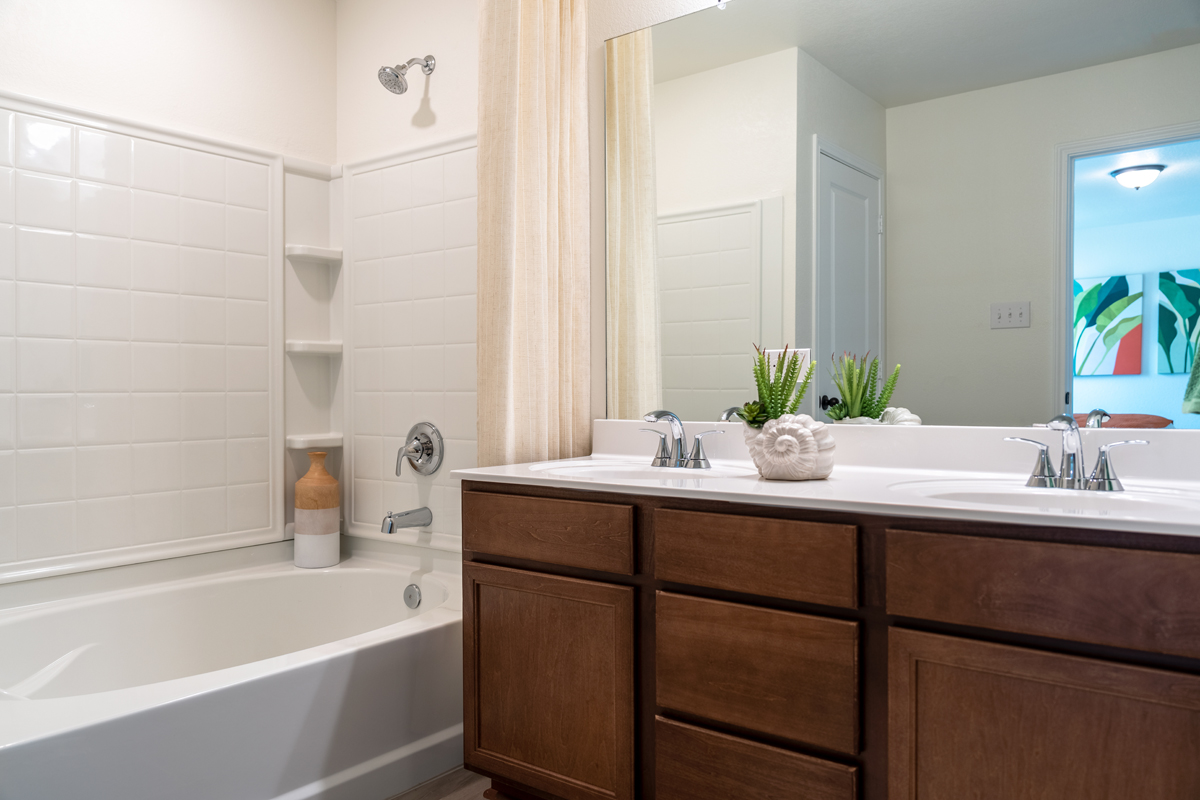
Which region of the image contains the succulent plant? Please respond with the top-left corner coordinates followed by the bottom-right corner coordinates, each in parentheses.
top-left (825, 352), bottom-right (900, 421)
top-left (735, 345), bottom-right (815, 428)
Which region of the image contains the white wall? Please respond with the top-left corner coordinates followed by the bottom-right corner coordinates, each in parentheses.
top-left (336, 0), bottom-right (480, 165)
top-left (653, 49), bottom-right (797, 216)
top-left (886, 43), bottom-right (1200, 426)
top-left (0, 0), bottom-right (337, 164)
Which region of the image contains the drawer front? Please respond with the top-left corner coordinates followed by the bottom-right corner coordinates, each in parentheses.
top-left (654, 509), bottom-right (858, 607)
top-left (656, 717), bottom-right (857, 800)
top-left (656, 591), bottom-right (859, 754)
top-left (463, 490), bottom-right (635, 575)
top-left (887, 529), bottom-right (1200, 659)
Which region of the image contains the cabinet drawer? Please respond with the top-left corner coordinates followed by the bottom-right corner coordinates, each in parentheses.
top-left (887, 529), bottom-right (1200, 659)
top-left (654, 509), bottom-right (857, 607)
top-left (463, 490), bottom-right (635, 575)
top-left (656, 717), bottom-right (856, 800)
top-left (656, 591), bottom-right (859, 754)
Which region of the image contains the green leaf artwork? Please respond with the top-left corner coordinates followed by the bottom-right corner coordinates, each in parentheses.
top-left (1073, 275), bottom-right (1143, 376)
top-left (1157, 270), bottom-right (1200, 374)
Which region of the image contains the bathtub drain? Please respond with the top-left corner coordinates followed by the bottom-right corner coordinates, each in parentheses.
top-left (404, 584), bottom-right (422, 609)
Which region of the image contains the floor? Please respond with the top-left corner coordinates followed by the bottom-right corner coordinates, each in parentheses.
top-left (386, 768), bottom-right (490, 800)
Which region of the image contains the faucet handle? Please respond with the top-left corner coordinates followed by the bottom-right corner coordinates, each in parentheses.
top-left (639, 428), bottom-right (673, 467)
top-left (1086, 440), bottom-right (1148, 492)
top-left (684, 430), bottom-right (724, 469)
top-left (1004, 437), bottom-right (1058, 488)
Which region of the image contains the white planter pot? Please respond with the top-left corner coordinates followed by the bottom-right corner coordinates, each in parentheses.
top-left (743, 414), bottom-right (836, 481)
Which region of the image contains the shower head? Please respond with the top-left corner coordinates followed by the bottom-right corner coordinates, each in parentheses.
top-left (378, 55), bottom-right (436, 95)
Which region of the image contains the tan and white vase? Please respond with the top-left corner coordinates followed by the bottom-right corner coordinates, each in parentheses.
top-left (294, 451), bottom-right (340, 568)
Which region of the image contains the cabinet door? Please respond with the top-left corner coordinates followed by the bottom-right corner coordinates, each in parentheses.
top-left (890, 628), bottom-right (1200, 800)
top-left (464, 562), bottom-right (635, 800)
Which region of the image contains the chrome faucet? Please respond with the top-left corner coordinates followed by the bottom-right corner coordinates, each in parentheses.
top-left (1007, 414), bottom-right (1148, 491)
top-left (643, 410), bottom-right (687, 468)
top-left (1085, 408), bottom-right (1111, 428)
top-left (1046, 414), bottom-right (1087, 490)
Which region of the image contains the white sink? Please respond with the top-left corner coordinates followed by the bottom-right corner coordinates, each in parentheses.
top-left (530, 461), bottom-right (758, 481)
top-left (890, 478), bottom-right (1200, 516)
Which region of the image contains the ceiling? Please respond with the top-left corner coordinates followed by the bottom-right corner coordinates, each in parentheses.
top-left (1074, 138), bottom-right (1200, 230)
top-left (649, 0), bottom-right (1200, 107)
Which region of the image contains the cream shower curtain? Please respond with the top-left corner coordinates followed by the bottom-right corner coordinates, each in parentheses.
top-left (605, 29), bottom-right (662, 419)
top-left (477, 0), bottom-right (591, 466)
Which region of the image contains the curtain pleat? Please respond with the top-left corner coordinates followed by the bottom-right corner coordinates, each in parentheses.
top-left (477, 0), bottom-right (591, 466)
top-left (605, 29), bottom-right (662, 419)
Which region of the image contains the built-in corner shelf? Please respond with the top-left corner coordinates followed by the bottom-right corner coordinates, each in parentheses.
top-left (285, 339), bottom-right (343, 355)
top-left (286, 433), bottom-right (344, 449)
top-left (285, 244), bottom-right (342, 266)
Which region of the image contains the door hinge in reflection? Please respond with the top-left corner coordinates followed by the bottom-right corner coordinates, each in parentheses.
top-left (878, 214), bottom-right (883, 235)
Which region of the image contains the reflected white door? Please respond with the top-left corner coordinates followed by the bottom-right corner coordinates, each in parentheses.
top-left (815, 151), bottom-right (883, 409)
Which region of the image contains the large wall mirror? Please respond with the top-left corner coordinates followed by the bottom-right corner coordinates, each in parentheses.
top-left (604, 0), bottom-right (1200, 428)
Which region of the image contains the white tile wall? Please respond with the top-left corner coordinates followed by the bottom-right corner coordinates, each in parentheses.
top-left (347, 147), bottom-right (477, 544)
top-left (0, 109), bottom-right (275, 568)
top-left (658, 209), bottom-right (760, 421)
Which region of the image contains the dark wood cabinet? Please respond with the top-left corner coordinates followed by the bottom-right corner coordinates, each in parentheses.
top-left (655, 717), bottom-right (856, 800)
top-left (463, 562), bottom-right (636, 800)
top-left (463, 480), bottom-right (1200, 800)
top-left (889, 627), bottom-right (1200, 799)
top-left (656, 591), bottom-right (859, 754)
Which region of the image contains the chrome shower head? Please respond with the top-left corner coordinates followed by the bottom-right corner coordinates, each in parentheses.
top-left (377, 55), bottom-right (436, 95)
top-left (378, 65), bottom-right (407, 94)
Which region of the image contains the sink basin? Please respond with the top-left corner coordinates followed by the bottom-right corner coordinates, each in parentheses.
top-left (890, 478), bottom-right (1200, 516)
top-left (531, 461), bottom-right (758, 481)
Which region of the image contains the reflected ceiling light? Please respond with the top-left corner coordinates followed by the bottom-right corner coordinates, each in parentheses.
top-left (1110, 164), bottom-right (1165, 190)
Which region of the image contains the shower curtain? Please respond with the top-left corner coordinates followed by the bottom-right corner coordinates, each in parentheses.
top-left (605, 28), bottom-right (663, 419)
top-left (477, 0), bottom-right (591, 466)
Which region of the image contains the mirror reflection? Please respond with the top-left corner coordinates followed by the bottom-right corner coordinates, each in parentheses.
top-left (605, 0), bottom-right (1200, 428)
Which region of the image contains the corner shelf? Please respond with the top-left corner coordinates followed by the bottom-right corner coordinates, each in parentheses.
top-left (286, 433), bottom-right (344, 449)
top-left (285, 244), bottom-right (342, 266)
top-left (285, 339), bottom-right (343, 355)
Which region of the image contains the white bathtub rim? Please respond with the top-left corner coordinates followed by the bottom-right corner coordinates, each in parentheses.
top-left (0, 558), bottom-right (455, 628)
top-left (0, 558), bottom-right (462, 751)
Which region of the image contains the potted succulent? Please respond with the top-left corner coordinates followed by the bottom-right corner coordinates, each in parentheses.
top-left (824, 353), bottom-right (919, 425)
top-left (734, 346), bottom-right (836, 481)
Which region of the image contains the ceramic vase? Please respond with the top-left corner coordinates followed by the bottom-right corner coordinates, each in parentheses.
top-left (743, 414), bottom-right (836, 481)
top-left (294, 451), bottom-right (340, 568)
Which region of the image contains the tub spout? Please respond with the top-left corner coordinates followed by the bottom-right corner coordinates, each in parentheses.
top-left (381, 507), bottom-right (433, 533)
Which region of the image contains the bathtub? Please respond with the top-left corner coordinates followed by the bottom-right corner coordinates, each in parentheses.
top-left (0, 539), bottom-right (464, 800)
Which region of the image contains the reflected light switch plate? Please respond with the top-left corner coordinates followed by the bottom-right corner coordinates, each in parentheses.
top-left (991, 302), bottom-right (1030, 329)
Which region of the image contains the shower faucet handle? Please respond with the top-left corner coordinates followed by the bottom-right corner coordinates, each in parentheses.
top-left (395, 422), bottom-right (443, 476)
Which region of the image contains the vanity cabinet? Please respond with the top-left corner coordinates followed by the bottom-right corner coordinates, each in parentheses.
top-left (463, 561), bottom-right (636, 800)
top-left (462, 480), bottom-right (1200, 800)
top-left (889, 628), bottom-right (1200, 799)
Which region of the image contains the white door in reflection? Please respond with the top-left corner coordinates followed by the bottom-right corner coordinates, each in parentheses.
top-left (815, 149), bottom-right (883, 410)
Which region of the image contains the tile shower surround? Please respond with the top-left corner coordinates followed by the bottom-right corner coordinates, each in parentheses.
top-left (347, 146), bottom-right (477, 545)
top-left (0, 108), bottom-right (275, 566)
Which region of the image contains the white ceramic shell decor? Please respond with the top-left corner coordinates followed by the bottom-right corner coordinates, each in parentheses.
top-left (743, 414), bottom-right (836, 481)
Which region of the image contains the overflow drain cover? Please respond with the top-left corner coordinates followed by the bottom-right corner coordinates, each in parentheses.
top-left (404, 584), bottom-right (422, 609)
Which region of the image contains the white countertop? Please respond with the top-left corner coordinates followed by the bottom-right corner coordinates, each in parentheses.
top-left (454, 421), bottom-right (1200, 539)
